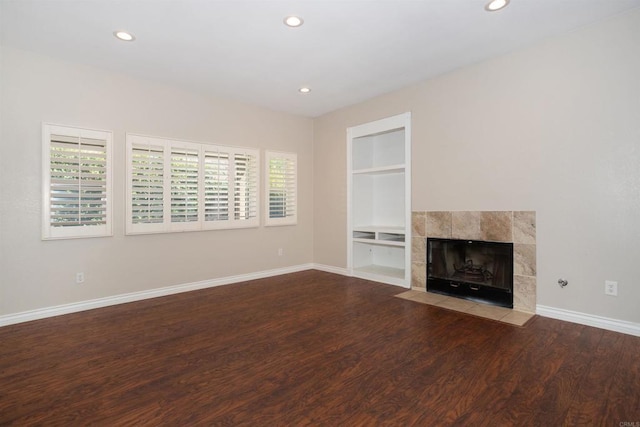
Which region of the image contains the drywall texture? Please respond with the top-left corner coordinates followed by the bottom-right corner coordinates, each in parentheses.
top-left (0, 47), bottom-right (314, 316)
top-left (314, 9), bottom-right (640, 323)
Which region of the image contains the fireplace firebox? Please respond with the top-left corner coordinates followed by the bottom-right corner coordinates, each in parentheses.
top-left (427, 238), bottom-right (513, 308)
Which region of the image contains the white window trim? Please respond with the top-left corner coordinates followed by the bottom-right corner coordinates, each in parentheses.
top-left (126, 134), bottom-right (260, 235)
top-left (42, 123), bottom-right (113, 240)
top-left (264, 150), bottom-right (297, 227)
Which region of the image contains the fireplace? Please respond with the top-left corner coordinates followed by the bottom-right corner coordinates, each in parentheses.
top-left (427, 238), bottom-right (514, 308)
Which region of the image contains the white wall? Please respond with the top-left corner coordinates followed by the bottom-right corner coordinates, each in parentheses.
top-left (314, 9), bottom-right (640, 323)
top-left (0, 47), bottom-right (314, 316)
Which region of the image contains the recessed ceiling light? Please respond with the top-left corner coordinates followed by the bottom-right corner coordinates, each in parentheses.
top-left (113, 30), bottom-right (135, 41)
top-left (485, 0), bottom-right (510, 12)
top-left (284, 16), bottom-right (304, 27)
top-left (299, 87), bottom-right (311, 94)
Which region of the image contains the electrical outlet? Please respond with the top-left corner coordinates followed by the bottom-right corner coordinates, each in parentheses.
top-left (278, 248), bottom-right (283, 256)
top-left (76, 272), bottom-right (85, 284)
top-left (605, 280), bottom-right (617, 296)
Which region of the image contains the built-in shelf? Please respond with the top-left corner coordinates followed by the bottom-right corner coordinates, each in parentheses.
top-left (379, 232), bottom-right (404, 242)
top-left (353, 264), bottom-right (405, 280)
top-left (353, 225), bottom-right (405, 234)
top-left (352, 164), bottom-right (405, 175)
top-left (352, 226), bottom-right (405, 247)
top-left (353, 231), bottom-right (375, 240)
top-left (353, 238), bottom-right (405, 247)
top-left (347, 112), bottom-right (411, 288)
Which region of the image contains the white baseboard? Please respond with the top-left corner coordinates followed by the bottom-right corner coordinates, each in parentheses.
top-left (311, 263), bottom-right (350, 276)
top-left (537, 305), bottom-right (640, 337)
top-left (0, 263), bottom-right (314, 327)
top-left (10, 267), bottom-right (636, 337)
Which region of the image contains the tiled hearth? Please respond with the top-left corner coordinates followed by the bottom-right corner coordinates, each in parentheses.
top-left (411, 211), bottom-right (537, 314)
top-left (395, 290), bottom-right (534, 326)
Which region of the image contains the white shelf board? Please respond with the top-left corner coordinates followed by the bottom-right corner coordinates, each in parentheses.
top-left (353, 225), bottom-right (405, 234)
top-left (352, 164), bottom-right (405, 175)
top-left (353, 238), bottom-right (405, 247)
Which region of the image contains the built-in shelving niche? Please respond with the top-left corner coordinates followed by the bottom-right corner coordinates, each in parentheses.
top-left (347, 113), bottom-right (411, 287)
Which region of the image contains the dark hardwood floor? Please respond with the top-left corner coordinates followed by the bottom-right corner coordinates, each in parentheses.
top-left (1, 270), bottom-right (638, 426)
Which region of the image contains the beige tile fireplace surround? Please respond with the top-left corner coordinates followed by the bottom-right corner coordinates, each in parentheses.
top-left (411, 211), bottom-right (537, 316)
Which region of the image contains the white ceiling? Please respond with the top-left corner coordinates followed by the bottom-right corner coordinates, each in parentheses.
top-left (2, 0), bottom-right (640, 117)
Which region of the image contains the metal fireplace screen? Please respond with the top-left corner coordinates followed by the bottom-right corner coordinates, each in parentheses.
top-left (427, 238), bottom-right (513, 307)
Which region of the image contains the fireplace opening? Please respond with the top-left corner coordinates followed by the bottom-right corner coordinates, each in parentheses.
top-left (427, 238), bottom-right (513, 308)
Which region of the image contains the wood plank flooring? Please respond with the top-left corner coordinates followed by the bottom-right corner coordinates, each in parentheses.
top-left (1, 270), bottom-right (638, 425)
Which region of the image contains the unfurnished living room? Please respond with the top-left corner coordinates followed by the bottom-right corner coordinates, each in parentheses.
top-left (1, 0), bottom-right (639, 425)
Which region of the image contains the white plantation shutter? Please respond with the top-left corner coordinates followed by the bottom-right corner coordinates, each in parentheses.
top-left (43, 124), bottom-right (112, 239)
top-left (265, 151), bottom-right (297, 226)
top-left (126, 134), bottom-right (259, 234)
top-left (170, 144), bottom-right (200, 230)
top-left (49, 136), bottom-right (107, 226)
top-left (203, 149), bottom-right (230, 222)
top-left (128, 137), bottom-right (166, 233)
top-left (233, 152), bottom-right (259, 222)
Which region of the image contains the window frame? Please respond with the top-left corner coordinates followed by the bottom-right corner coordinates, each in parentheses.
top-left (42, 123), bottom-right (113, 240)
top-left (264, 150), bottom-right (297, 227)
top-left (126, 134), bottom-right (260, 235)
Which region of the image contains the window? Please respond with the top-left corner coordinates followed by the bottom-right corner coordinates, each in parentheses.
top-left (42, 124), bottom-right (113, 240)
top-left (170, 143), bottom-right (200, 230)
top-left (126, 134), bottom-right (259, 234)
top-left (203, 149), bottom-right (230, 222)
top-left (130, 139), bottom-right (165, 231)
top-left (233, 152), bottom-right (259, 222)
top-left (265, 151), bottom-right (297, 226)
